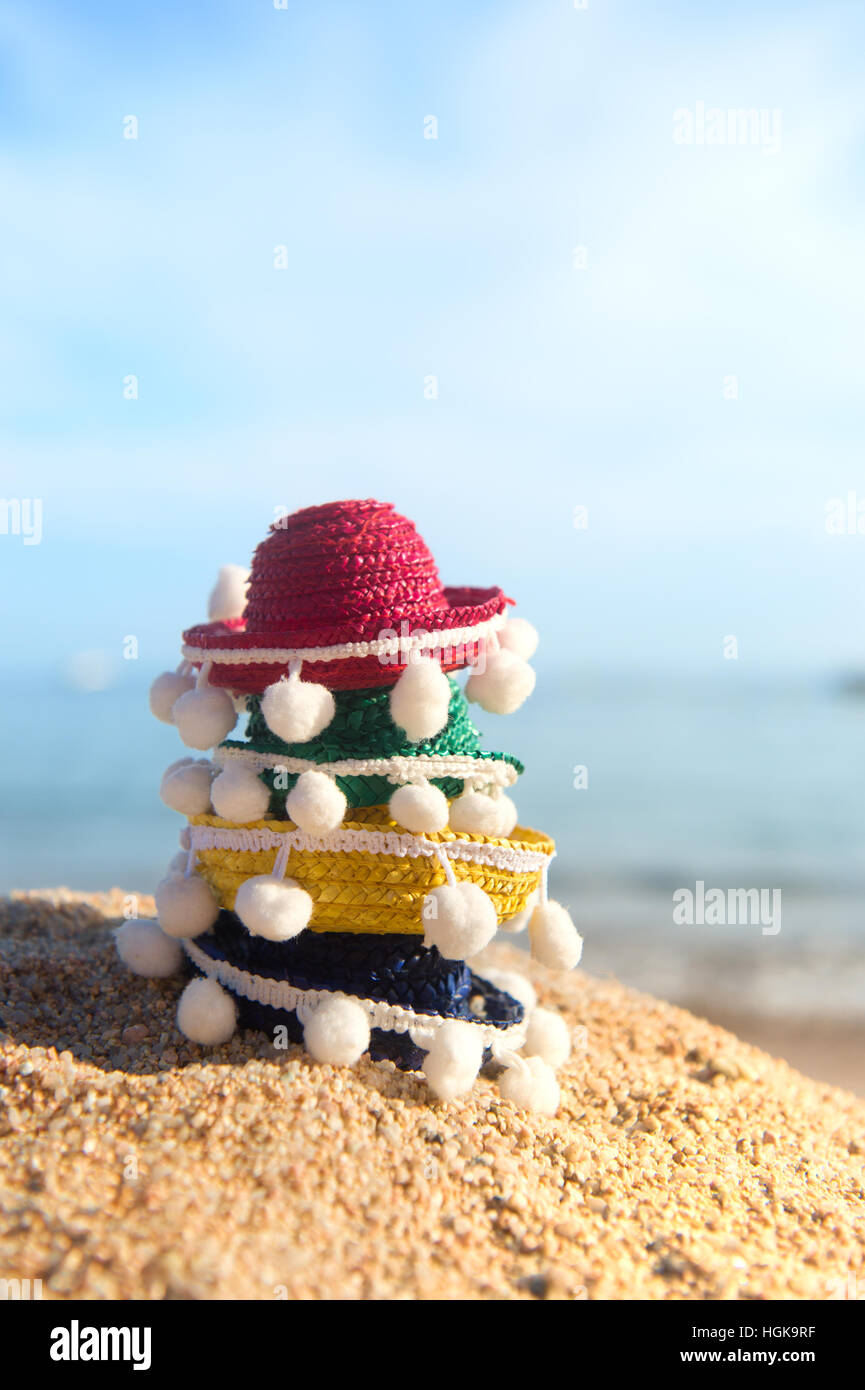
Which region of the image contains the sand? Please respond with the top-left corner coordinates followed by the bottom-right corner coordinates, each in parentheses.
top-left (1, 890), bottom-right (864, 1301)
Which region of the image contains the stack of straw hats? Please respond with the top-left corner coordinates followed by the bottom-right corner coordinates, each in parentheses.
top-left (117, 500), bottom-right (581, 1111)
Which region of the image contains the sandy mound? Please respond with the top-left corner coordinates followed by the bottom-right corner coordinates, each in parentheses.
top-left (1, 890), bottom-right (863, 1300)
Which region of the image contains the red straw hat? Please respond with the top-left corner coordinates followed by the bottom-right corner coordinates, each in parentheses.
top-left (150, 499), bottom-right (538, 753)
top-left (182, 499), bottom-right (509, 695)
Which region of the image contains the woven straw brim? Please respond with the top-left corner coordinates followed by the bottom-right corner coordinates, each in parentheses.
top-left (217, 677), bottom-right (523, 809)
top-left (189, 805), bottom-right (553, 936)
top-left (181, 586), bottom-right (507, 694)
top-left (266, 764), bottom-right (518, 812)
top-left (227, 675), bottom-right (520, 764)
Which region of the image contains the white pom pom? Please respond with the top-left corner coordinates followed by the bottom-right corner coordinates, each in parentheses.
top-left (261, 675), bottom-right (335, 743)
top-left (176, 976), bottom-right (237, 1045)
top-left (498, 1055), bottom-right (560, 1115)
top-left (389, 659), bottom-right (451, 742)
top-left (497, 617), bottom-right (539, 661)
top-left (423, 1020), bottom-right (485, 1102)
top-left (160, 754), bottom-right (195, 785)
top-left (529, 900), bottom-right (583, 971)
top-left (449, 789), bottom-right (504, 835)
top-left (172, 685), bottom-right (237, 750)
top-left (303, 996), bottom-right (371, 1065)
top-left (286, 770), bottom-right (347, 834)
top-left (208, 564), bottom-right (249, 622)
top-left (524, 1007), bottom-right (571, 1068)
top-left (149, 669), bottom-right (195, 723)
top-left (422, 881), bottom-right (498, 960)
top-left (211, 764), bottom-right (270, 823)
top-left (155, 873), bottom-right (219, 939)
top-left (115, 919), bottom-right (183, 977)
top-left (495, 793), bottom-right (519, 837)
top-left (166, 850), bottom-right (190, 877)
top-left (465, 650), bottom-right (536, 716)
top-left (159, 758), bottom-right (213, 815)
top-left (389, 779), bottom-right (449, 833)
top-left (235, 875), bottom-right (313, 941)
top-left (498, 888), bottom-right (538, 934)
top-left (476, 967), bottom-right (537, 1013)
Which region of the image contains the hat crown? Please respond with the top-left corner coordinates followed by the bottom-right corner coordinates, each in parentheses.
top-left (243, 499), bottom-right (449, 634)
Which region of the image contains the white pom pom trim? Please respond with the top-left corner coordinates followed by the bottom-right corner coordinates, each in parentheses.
top-left (176, 976), bottom-right (237, 1045)
top-left (494, 793), bottom-right (519, 837)
top-left (422, 1019), bottom-right (485, 1102)
top-left (449, 788), bottom-right (506, 835)
top-left (302, 996), bottom-right (371, 1065)
top-left (529, 899), bottom-right (582, 971)
top-left (465, 648), bottom-right (535, 716)
top-left (497, 616), bottom-right (539, 662)
top-left (524, 865), bottom-right (582, 971)
top-left (523, 1007), bottom-right (571, 1069)
top-left (115, 919), bottom-right (183, 977)
top-left (159, 758), bottom-right (213, 816)
top-left (286, 769), bottom-right (347, 834)
top-left (166, 850), bottom-right (190, 878)
top-left (389, 658), bottom-right (451, 743)
top-left (172, 663), bottom-right (237, 750)
top-left (149, 666), bottom-right (195, 724)
top-left (208, 563), bottom-right (249, 622)
top-left (422, 851), bottom-right (498, 961)
top-left (211, 763), bottom-right (271, 823)
top-left (155, 872), bottom-right (219, 940)
top-left (261, 661), bottom-right (335, 743)
top-left (389, 779), bottom-right (449, 833)
top-left (234, 839), bottom-right (313, 941)
top-left (498, 1054), bottom-right (560, 1115)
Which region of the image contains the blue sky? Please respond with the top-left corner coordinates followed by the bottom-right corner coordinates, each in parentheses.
top-left (1, 0), bottom-right (864, 683)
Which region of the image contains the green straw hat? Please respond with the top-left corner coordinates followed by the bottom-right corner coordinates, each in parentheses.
top-left (213, 677), bottom-right (522, 821)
